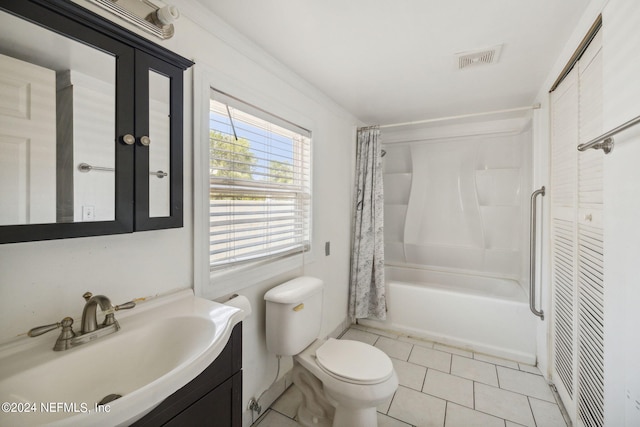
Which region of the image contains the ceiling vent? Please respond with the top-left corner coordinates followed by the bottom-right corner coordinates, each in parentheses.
top-left (456, 45), bottom-right (503, 69)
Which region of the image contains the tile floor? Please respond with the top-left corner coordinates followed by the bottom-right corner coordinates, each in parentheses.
top-left (253, 324), bottom-right (568, 427)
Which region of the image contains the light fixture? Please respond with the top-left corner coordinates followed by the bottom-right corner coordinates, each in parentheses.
top-left (86, 0), bottom-right (180, 40)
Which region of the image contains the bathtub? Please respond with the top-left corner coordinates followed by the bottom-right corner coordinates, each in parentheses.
top-left (359, 266), bottom-right (537, 364)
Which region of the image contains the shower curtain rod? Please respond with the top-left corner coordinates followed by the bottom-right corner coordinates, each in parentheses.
top-left (378, 103), bottom-right (541, 129)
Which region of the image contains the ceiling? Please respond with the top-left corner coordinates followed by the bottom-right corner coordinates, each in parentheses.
top-left (195, 0), bottom-right (591, 126)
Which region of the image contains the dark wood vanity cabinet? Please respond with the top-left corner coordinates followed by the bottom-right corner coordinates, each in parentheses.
top-left (0, 0), bottom-right (193, 243)
top-left (133, 323), bottom-right (243, 427)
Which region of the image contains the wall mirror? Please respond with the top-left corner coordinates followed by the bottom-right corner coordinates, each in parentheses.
top-left (0, 8), bottom-right (116, 226)
top-left (148, 70), bottom-right (171, 218)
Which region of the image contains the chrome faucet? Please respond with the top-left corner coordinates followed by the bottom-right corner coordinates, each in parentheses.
top-left (28, 292), bottom-right (135, 351)
top-left (81, 293), bottom-right (114, 333)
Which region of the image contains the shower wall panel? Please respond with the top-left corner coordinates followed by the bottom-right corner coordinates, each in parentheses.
top-left (382, 130), bottom-right (532, 281)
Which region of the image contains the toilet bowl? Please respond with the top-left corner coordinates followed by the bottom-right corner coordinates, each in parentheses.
top-left (264, 277), bottom-right (399, 427)
top-left (294, 338), bottom-right (398, 427)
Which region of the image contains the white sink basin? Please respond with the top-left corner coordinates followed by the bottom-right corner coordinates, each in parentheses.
top-left (0, 290), bottom-right (246, 426)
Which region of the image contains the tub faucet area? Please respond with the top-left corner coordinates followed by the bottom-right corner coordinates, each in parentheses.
top-left (27, 292), bottom-right (135, 351)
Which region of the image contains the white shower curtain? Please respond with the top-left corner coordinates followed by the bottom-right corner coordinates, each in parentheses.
top-left (349, 127), bottom-right (386, 320)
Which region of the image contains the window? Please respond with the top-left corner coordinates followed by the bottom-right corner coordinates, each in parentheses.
top-left (208, 90), bottom-right (311, 271)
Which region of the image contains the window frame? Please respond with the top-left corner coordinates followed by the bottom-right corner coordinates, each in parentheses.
top-left (193, 66), bottom-right (315, 298)
top-left (208, 89), bottom-right (312, 271)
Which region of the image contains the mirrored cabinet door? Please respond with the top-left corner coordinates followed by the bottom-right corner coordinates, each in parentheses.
top-left (0, 0), bottom-right (135, 243)
top-left (148, 70), bottom-right (172, 218)
top-left (134, 51), bottom-right (184, 231)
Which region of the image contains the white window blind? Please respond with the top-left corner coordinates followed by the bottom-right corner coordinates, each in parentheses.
top-left (208, 90), bottom-right (311, 271)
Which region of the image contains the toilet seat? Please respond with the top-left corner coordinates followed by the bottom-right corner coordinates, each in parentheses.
top-left (315, 338), bottom-right (393, 385)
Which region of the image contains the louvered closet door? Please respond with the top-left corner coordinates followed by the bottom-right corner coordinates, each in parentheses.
top-left (576, 30), bottom-right (604, 427)
top-left (550, 67), bottom-right (579, 418)
top-left (550, 30), bottom-right (604, 427)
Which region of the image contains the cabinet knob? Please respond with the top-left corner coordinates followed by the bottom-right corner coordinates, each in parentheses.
top-left (121, 134), bottom-right (135, 145)
top-left (585, 213), bottom-right (593, 222)
top-left (139, 136), bottom-right (151, 146)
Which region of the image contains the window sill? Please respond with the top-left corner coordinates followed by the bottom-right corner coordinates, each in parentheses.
top-left (207, 253), bottom-right (305, 297)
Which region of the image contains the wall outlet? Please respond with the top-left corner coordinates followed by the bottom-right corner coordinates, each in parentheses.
top-left (82, 205), bottom-right (95, 221)
top-left (325, 241), bottom-right (330, 256)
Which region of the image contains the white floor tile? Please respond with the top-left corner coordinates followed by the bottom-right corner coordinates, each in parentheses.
top-left (450, 355), bottom-right (498, 386)
top-left (388, 386), bottom-right (446, 427)
top-left (366, 327), bottom-right (401, 339)
top-left (496, 366), bottom-right (555, 402)
top-left (271, 385), bottom-right (302, 419)
top-left (474, 353), bottom-right (519, 369)
top-left (350, 323), bottom-right (368, 331)
top-left (529, 397), bottom-right (568, 427)
top-left (392, 357), bottom-right (427, 391)
top-left (254, 409), bottom-right (301, 427)
top-left (408, 345), bottom-right (452, 373)
top-left (445, 402), bottom-right (505, 427)
top-left (375, 336), bottom-right (413, 361)
top-left (506, 422), bottom-right (527, 427)
top-left (475, 383), bottom-right (536, 427)
top-left (518, 363), bottom-right (542, 376)
top-left (434, 343), bottom-right (473, 358)
top-left (422, 369), bottom-right (473, 408)
top-left (378, 412), bottom-right (414, 427)
top-left (398, 335), bottom-right (435, 348)
top-left (340, 328), bottom-right (380, 345)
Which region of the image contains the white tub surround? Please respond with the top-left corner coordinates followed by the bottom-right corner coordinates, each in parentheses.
top-left (382, 128), bottom-right (532, 283)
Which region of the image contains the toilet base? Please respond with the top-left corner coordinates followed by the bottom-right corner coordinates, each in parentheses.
top-left (292, 359), bottom-right (385, 427)
top-left (332, 405), bottom-right (378, 427)
top-left (292, 362), bottom-right (334, 427)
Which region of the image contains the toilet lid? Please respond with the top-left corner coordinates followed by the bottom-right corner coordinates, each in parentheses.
top-left (315, 339), bottom-right (393, 384)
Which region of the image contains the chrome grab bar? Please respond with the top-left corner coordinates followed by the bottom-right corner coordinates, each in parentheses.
top-left (529, 186), bottom-right (545, 320)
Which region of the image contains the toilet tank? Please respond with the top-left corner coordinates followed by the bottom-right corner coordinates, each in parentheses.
top-left (264, 276), bottom-right (324, 356)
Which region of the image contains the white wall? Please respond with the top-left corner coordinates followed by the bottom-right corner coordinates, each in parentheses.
top-left (533, 0), bottom-right (640, 424)
top-left (0, 1), bottom-right (358, 425)
top-left (601, 0), bottom-right (640, 424)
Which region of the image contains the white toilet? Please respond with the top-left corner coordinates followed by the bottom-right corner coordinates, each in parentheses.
top-left (264, 276), bottom-right (398, 427)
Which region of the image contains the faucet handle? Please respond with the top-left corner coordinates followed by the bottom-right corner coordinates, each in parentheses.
top-left (115, 301), bottom-right (136, 311)
top-left (101, 300), bottom-right (135, 327)
top-left (28, 317), bottom-right (74, 337)
top-left (82, 292), bottom-right (93, 302)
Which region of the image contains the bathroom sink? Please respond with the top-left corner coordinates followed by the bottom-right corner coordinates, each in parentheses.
top-left (0, 290), bottom-right (246, 427)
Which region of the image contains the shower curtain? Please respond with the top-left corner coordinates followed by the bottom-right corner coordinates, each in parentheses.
top-left (349, 127), bottom-right (386, 320)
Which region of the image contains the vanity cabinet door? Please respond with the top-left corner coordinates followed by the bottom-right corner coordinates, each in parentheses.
top-left (164, 372), bottom-right (242, 427)
top-left (133, 52), bottom-right (184, 231)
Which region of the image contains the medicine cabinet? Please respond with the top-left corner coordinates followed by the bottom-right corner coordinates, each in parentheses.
top-left (0, 0), bottom-right (193, 243)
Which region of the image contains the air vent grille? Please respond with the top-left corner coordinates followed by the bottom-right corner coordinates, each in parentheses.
top-left (456, 45), bottom-right (503, 69)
